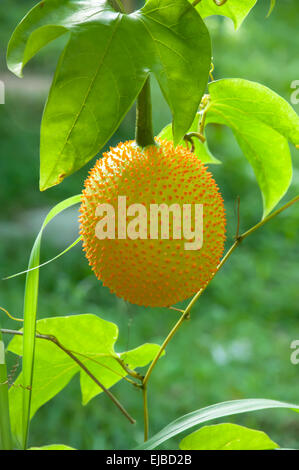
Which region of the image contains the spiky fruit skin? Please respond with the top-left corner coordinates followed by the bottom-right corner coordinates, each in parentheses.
top-left (79, 139), bottom-right (226, 307)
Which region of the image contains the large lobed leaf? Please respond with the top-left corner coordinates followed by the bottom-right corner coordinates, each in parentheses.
top-left (8, 314), bottom-right (163, 445)
top-left (206, 79), bottom-right (299, 217)
top-left (179, 423), bottom-right (279, 450)
top-left (160, 78), bottom-right (299, 218)
top-left (193, 0), bottom-right (257, 29)
top-left (7, 0), bottom-right (112, 77)
top-left (7, 0), bottom-right (211, 190)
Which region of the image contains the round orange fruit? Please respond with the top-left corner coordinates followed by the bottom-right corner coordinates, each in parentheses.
top-left (79, 139), bottom-right (226, 307)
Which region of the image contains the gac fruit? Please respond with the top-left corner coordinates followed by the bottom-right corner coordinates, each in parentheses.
top-left (79, 139), bottom-right (226, 307)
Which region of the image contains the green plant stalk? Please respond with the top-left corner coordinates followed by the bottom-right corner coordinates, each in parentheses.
top-left (142, 194), bottom-right (299, 414)
top-left (0, 326), bottom-right (13, 450)
top-left (142, 384), bottom-right (149, 442)
top-left (135, 77), bottom-right (156, 148)
top-left (21, 234), bottom-right (41, 450)
top-left (20, 195), bottom-right (82, 449)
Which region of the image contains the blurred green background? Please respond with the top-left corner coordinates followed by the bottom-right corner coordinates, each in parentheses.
top-left (0, 0), bottom-right (298, 450)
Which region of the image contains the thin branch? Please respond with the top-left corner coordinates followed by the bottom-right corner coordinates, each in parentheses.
top-left (1, 329), bottom-right (135, 424)
top-left (168, 306), bottom-right (185, 314)
top-left (184, 132), bottom-right (206, 153)
top-left (64, 349), bottom-right (139, 386)
top-left (142, 195), bottom-right (299, 387)
top-left (241, 195), bottom-right (299, 240)
top-left (114, 356), bottom-right (144, 381)
top-left (143, 310), bottom-right (190, 386)
top-left (0, 306), bottom-right (23, 323)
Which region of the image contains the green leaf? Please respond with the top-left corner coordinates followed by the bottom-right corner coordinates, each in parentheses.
top-left (29, 444), bottom-right (76, 450)
top-left (7, 0), bottom-right (111, 78)
top-left (193, 0), bottom-right (258, 29)
top-left (136, 398), bottom-right (299, 450)
top-left (7, 0), bottom-right (211, 190)
top-left (10, 195), bottom-right (81, 449)
top-left (8, 314), bottom-right (163, 436)
top-left (140, 0), bottom-right (211, 144)
top-left (179, 423), bottom-right (279, 450)
top-left (206, 78), bottom-right (299, 217)
top-left (158, 114), bottom-right (220, 164)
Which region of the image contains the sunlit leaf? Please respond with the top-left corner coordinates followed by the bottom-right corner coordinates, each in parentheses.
top-left (29, 444), bottom-right (75, 450)
top-left (179, 423), bottom-right (279, 450)
top-left (193, 0), bottom-right (257, 29)
top-left (8, 314), bottom-right (163, 436)
top-left (205, 78), bottom-right (299, 217)
top-left (7, 0), bottom-right (211, 190)
top-left (7, 0), bottom-right (110, 77)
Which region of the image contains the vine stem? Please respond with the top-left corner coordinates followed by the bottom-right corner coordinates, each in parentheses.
top-left (1, 329), bottom-right (135, 425)
top-left (142, 384), bottom-right (149, 441)
top-left (143, 194), bottom-right (299, 389)
top-left (141, 194), bottom-right (299, 440)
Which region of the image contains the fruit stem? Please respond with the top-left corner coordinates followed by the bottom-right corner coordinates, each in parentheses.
top-left (135, 76), bottom-right (156, 148)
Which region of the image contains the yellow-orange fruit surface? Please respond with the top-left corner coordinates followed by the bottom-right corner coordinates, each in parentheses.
top-left (79, 139), bottom-right (226, 307)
